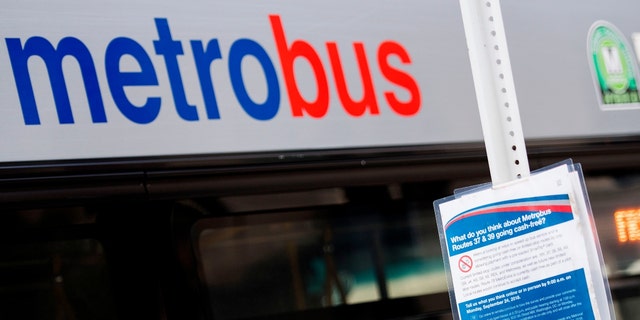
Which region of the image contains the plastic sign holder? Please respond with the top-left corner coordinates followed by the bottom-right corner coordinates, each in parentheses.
top-left (434, 1), bottom-right (616, 319)
top-left (435, 161), bottom-right (615, 319)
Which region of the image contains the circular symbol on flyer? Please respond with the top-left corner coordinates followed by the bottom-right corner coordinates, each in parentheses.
top-left (458, 255), bottom-right (473, 273)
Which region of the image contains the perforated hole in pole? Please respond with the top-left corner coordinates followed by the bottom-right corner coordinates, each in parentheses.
top-left (486, 1), bottom-right (522, 178)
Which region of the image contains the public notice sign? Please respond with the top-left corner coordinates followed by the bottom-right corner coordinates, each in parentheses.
top-left (434, 160), bottom-right (615, 320)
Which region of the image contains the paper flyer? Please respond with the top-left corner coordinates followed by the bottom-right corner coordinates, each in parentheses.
top-left (434, 160), bottom-right (615, 320)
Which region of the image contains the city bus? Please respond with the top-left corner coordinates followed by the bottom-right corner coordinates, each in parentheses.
top-left (2, 0), bottom-right (640, 319)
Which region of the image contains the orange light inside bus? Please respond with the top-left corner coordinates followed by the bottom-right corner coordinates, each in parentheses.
top-left (615, 209), bottom-right (640, 243)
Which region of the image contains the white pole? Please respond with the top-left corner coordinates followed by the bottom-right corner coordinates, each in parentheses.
top-left (459, 0), bottom-right (530, 186)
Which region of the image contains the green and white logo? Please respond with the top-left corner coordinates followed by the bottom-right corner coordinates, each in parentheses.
top-left (588, 21), bottom-right (640, 110)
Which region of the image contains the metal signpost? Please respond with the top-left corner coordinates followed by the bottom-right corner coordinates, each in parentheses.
top-left (458, 0), bottom-right (529, 186)
top-left (434, 1), bottom-right (616, 319)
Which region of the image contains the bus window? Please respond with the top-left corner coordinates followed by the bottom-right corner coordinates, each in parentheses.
top-left (583, 174), bottom-right (640, 318)
top-left (189, 186), bottom-right (450, 319)
top-left (0, 207), bottom-right (116, 320)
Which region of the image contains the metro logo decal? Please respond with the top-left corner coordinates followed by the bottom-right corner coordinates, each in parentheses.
top-left (4, 15), bottom-right (421, 126)
top-left (588, 21), bottom-right (640, 110)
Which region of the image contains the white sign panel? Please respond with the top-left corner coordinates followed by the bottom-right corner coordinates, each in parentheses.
top-left (2, 1), bottom-right (640, 162)
top-left (434, 161), bottom-right (615, 319)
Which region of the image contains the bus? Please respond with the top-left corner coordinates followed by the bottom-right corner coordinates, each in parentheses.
top-left (2, 0), bottom-right (640, 319)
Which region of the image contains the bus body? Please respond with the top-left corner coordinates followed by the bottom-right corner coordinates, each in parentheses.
top-left (2, 1), bottom-right (640, 319)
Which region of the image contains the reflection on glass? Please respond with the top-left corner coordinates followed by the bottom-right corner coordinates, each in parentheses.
top-left (194, 201), bottom-right (446, 319)
top-left (0, 239), bottom-right (116, 320)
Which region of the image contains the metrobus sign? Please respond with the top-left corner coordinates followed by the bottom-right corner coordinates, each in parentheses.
top-left (6, 16), bottom-right (420, 126)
